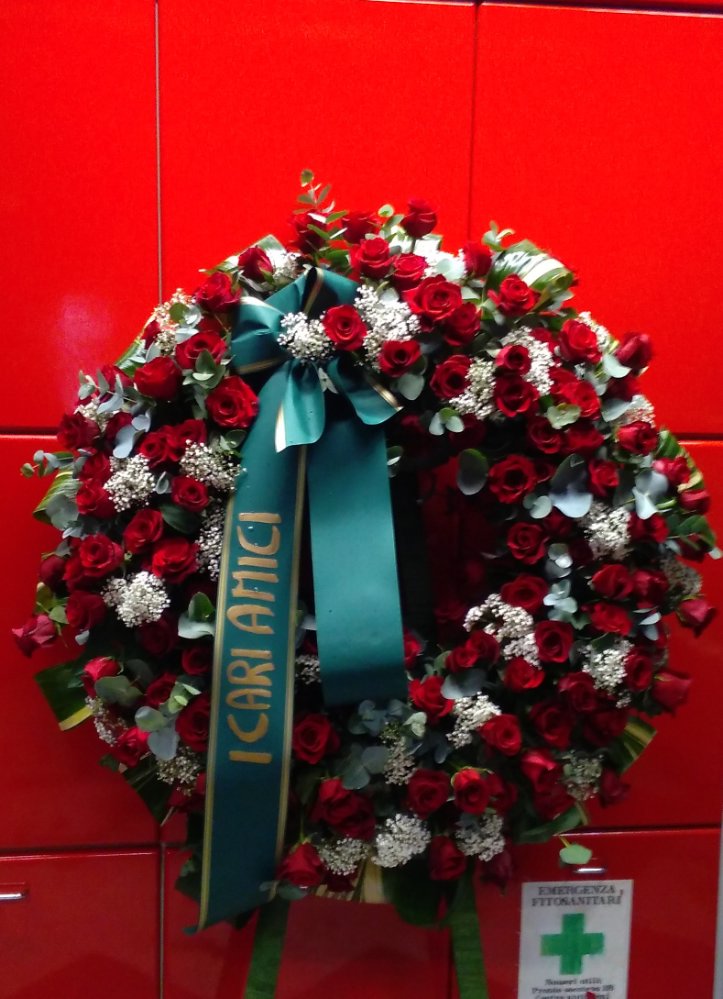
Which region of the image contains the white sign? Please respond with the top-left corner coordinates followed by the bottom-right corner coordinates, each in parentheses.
top-left (518, 880), bottom-right (633, 999)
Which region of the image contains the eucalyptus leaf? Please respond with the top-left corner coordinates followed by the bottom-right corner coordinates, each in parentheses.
top-left (546, 404), bottom-right (581, 430)
top-left (559, 842), bottom-right (593, 866)
top-left (602, 353), bottom-right (631, 379)
top-left (113, 424), bottom-right (138, 459)
top-left (148, 725), bottom-right (180, 761)
top-left (550, 454), bottom-right (592, 519)
top-left (135, 706), bottom-right (169, 733)
top-left (601, 396), bottom-right (632, 422)
top-left (361, 746), bottom-right (390, 774)
top-left (457, 449), bottom-right (489, 496)
top-left (95, 675), bottom-right (142, 707)
top-left (161, 504), bottom-right (201, 535)
top-left (341, 760), bottom-right (370, 790)
top-left (441, 669), bottom-right (484, 700)
top-left (396, 372), bottom-right (425, 401)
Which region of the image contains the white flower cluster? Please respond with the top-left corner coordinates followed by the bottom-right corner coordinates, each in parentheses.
top-left (196, 503), bottom-right (226, 581)
top-left (421, 249), bottom-right (466, 282)
top-left (318, 837), bottom-right (370, 876)
top-left (660, 552), bottom-right (702, 599)
top-left (465, 593), bottom-right (534, 642)
top-left (278, 312), bottom-right (334, 362)
top-left (373, 814), bottom-right (431, 868)
top-left (562, 752), bottom-right (604, 801)
top-left (500, 330), bottom-right (554, 395)
top-left (266, 248), bottom-right (301, 285)
top-left (581, 638), bottom-right (632, 694)
top-left (88, 697), bottom-right (125, 746)
top-left (450, 358), bottom-right (495, 422)
top-left (157, 746), bottom-right (202, 787)
top-left (103, 571), bottom-right (170, 627)
top-left (146, 289), bottom-right (194, 355)
top-left (583, 502), bottom-right (632, 560)
top-left (75, 396), bottom-right (110, 433)
top-left (449, 694), bottom-right (501, 748)
top-left (355, 285), bottom-right (420, 365)
top-left (180, 443), bottom-right (238, 492)
top-left (295, 653), bottom-right (321, 685)
top-left (382, 735), bottom-right (417, 785)
top-left (455, 813), bottom-right (505, 862)
top-left (619, 395), bottom-right (656, 426)
top-left (105, 454), bottom-right (155, 511)
top-left (577, 311), bottom-right (612, 353)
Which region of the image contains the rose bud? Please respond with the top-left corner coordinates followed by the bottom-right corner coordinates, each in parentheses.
top-left (38, 554), bottom-right (66, 590)
top-left (111, 727), bottom-right (149, 767)
top-left (12, 613), bottom-right (57, 656)
top-left (401, 198), bottom-right (437, 239)
top-left (598, 768), bottom-right (631, 807)
top-left (82, 656), bottom-right (121, 696)
top-left (615, 331), bottom-right (653, 371)
top-left (652, 670), bottom-right (692, 712)
top-left (653, 455), bottom-right (690, 487)
top-left (428, 837), bottom-right (467, 881)
top-left (341, 210), bottom-right (380, 244)
top-left (677, 597), bottom-right (717, 636)
top-left (277, 843), bottom-right (325, 889)
top-left (237, 246), bottom-right (272, 283)
top-left (462, 240), bottom-right (492, 278)
top-left (481, 847), bottom-right (514, 889)
top-left (678, 487), bottom-right (711, 514)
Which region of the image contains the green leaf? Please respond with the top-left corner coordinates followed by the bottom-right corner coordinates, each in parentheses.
top-left (559, 842), bottom-right (593, 866)
top-left (300, 169), bottom-right (314, 186)
top-left (546, 404), bottom-right (581, 430)
top-left (95, 675), bottom-right (142, 707)
top-left (550, 454), bottom-right (592, 519)
top-left (135, 706), bottom-right (168, 732)
top-left (178, 615), bottom-right (215, 640)
top-left (188, 592), bottom-right (215, 621)
top-left (34, 659), bottom-right (88, 727)
top-left (160, 504), bottom-right (201, 535)
top-left (517, 803), bottom-right (588, 844)
top-left (396, 372), bottom-right (425, 401)
top-left (33, 469), bottom-right (78, 525)
top-left (457, 449), bottom-right (489, 495)
top-left (361, 746), bottom-right (389, 775)
top-left (382, 859), bottom-right (445, 927)
top-left (121, 756), bottom-right (173, 823)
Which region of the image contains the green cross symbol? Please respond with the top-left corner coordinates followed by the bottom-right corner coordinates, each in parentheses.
top-left (540, 913), bottom-right (605, 975)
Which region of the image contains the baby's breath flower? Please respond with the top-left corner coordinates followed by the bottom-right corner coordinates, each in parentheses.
top-left (106, 454), bottom-right (155, 511)
top-left (373, 814), bottom-right (431, 868)
top-left (103, 571), bottom-right (170, 627)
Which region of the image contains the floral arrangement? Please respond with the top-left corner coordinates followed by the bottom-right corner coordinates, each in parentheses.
top-left (15, 173), bottom-right (717, 991)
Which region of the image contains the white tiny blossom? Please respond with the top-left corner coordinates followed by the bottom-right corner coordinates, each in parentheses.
top-left (449, 694), bottom-right (501, 748)
top-left (267, 248), bottom-right (302, 285)
top-left (318, 837), bottom-right (370, 877)
top-left (106, 454), bottom-right (155, 511)
top-left (295, 653), bottom-right (321, 685)
top-left (421, 249), bottom-right (467, 283)
top-left (180, 443), bottom-right (239, 492)
top-left (581, 638), bottom-right (632, 694)
top-left (74, 397), bottom-right (111, 432)
top-left (499, 330), bottom-right (554, 396)
top-left (455, 813), bottom-right (505, 862)
top-left (146, 290), bottom-right (196, 355)
top-left (373, 814), bottom-right (431, 868)
top-left (450, 358), bottom-right (495, 422)
top-left (103, 571), bottom-right (170, 627)
top-left (562, 752), bottom-right (603, 801)
top-left (618, 394), bottom-right (656, 426)
top-left (88, 697), bottom-right (126, 746)
top-left (197, 503), bottom-right (226, 581)
top-left (355, 285), bottom-right (420, 366)
top-left (382, 736), bottom-right (417, 785)
top-left (465, 594), bottom-right (534, 642)
top-left (278, 312), bottom-right (334, 362)
top-left (660, 552), bottom-right (702, 599)
top-left (157, 746), bottom-right (203, 787)
top-left (577, 311), bottom-right (612, 352)
top-left (583, 502), bottom-right (632, 560)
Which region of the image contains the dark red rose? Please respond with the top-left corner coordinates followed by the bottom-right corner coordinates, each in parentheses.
top-left (630, 569), bottom-right (668, 607)
top-left (405, 275), bottom-right (463, 329)
top-left (629, 513), bottom-right (667, 543)
top-left (496, 344), bottom-right (531, 375)
top-left (181, 643), bottom-right (212, 675)
top-left (194, 270), bottom-right (240, 311)
top-left (428, 836), bottom-right (467, 881)
top-left (558, 672), bottom-right (599, 713)
top-left (403, 631), bottom-right (422, 668)
top-left (535, 620), bottom-right (574, 663)
top-left (553, 376), bottom-right (600, 419)
top-left (588, 459), bottom-right (619, 498)
top-left (557, 319), bottom-right (601, 364)
top-left (82, 656), bottom-right (120, 695)
top-left (591, 564), bottom-right (633, 600)
top-left (401, 198), bottom-right (437, 239)
top-left (177, 692), bottom-right (210, 751)
top-left (341, 210), bottom-right (381, 244)
top-left (616, 331), bottom-right (653, 371)
top-left (534, 785), bottom-right (576, 821)
top-left (378, 339), bottom-right (420, 378)
top-left (288, 212), bottom-right (326, 254)
top-left (677, 597), bottom-right (716, 636)
top-left (38, 554), bottom-right (66, 590)
top-left (175, 331), bottom-right (227, 370)
top-left (78, 450), bottom-right (111, 483)
top-left (138, 612), bottom-right (178, 657)
top-left (527, 415), bottom-right (563, 454)
top-left (529, 701), bottom-right (574, 749)
top-left (599, 768), bottom-right (631, 807)
top-left (462, 240), bottom-right (492, 278)
top-left (494, 372), bottom-right (539, 418)
top-left (123, 509), bottom-right (164, 554)
top-left (521, 749), bottom-right (561, 793)
top-left (321, 304), bottom-right (367, 351)
top-left (142, 318), bottom-right (161, 345)
top-left (138, 428), bottom-right (176, 468)
top-left (430, 355), bottom-right (471, 399)
top-left (406, 769), bottom-right (451, 818)
top-left (588, 602), bottom-right (632, 636)
top-left (311, 778), bottom-right (375, 839)
top-left (503, 656), bottom-right (543, 691)
top-left (237, 246), bottom-right (273, 282)
top-left (678, 487), bottom-right (711, 514)
top-left (501, 574), bottom-right (548, 614)
top-left (617, 420), bottom-right (658, 455)
top-left (104, 411), bottom-right (133, 445)
top-left (278, 843), bottom-right (325, 888)
top-left (12, 613), bottom-right (56, 656)
top-left (507, 522), bottom-right (547, 564)
top-left (443, 303), bottom-right (480, 346)
top-left (605, 372), bottom-right (640, 402)
top-left (653, 456), bottom-right (690, 487)
top-left (292, 713), bottom-right (340, 764)
top-left (78, 535), bottom-right (123, 579)
top-left (144, 672), bottom-right (177, 708)
top-left (488, 454), bottom-right (538, 504)
top-left (453, 769), bottom-right (492, 815)
top-left (390, 253), bottom-right (427, 292)
top-left (584, 708), bottom-right (628, 747)
top-left (151, 538), bottom-right (198, 584)
top-left (624, 647), bottom-right (655, 691)
top-left (480, 714), bottom-right (522, 755)
top-left (57, 412), bottom-right (98, 450)
top-left (409, 675), bottom-right (453, 724)
top-left (171, 475), bottom-right (209, 512)
top-left (486, 773), bottom-right (519, 814)
top-left (482, 848), bottom-right (514, 889)
top-left (468, 629), bottom-right (501, 663)
top-left (350, 237), bottom-right (391, 279)
top-left (564, 422), bottom-right (604, 456)
top-left (652, 670), bottom-right (692, 711)
top-left (168, 418), bottom-right (208, 456)
top-left (76, 480), bottom-right (115, 519)
top-left (62, 554), bottom-right (87, 591)
top-left (446, 640), bottom-right (481, 673)
top-left (206, 376), bottom-right (258, 428)
top-left (490, 275), bottom-right (538, 317)
top-left (66, 590), bottom-right (107, 632)
top-left (111, 727), bottom-right (149, 767)
top-left (134, 357), bottom-right (182, 401)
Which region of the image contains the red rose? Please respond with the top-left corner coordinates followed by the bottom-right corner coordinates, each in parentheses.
top-left (82, 656), bottom-right (121, 695)
top-left (591, 564), bottom-right (633, 600)
top-left (617, 420), bottom-right (658, 455)
top-left (428, 837), bottom-right (467, 881)
top-left (38, 554), bottom-right (65, 591)
top-left (78, 534), bottom-right (123, 579)
top-left (652, 670), bottom-right (692, 711)
top-left (653, 456), bottom-right (690, 487)
top-left (534, 620), bottom-right (574, 663)
top-left (409, 675), bottom-right (453, 724)
top-left (481, 714), bottom-right (522, 756)
top-left (605, 373), bottom-right (640, 402)
top-left (507, 522), bottom-right (547, 564)
top-left (529, 701), bottom-right (574, 749)
top-left (468, 630), bottom-right (501, 663)
top-left (390, 253), bottom-right (427, 292)
top-left (350, 237), bottom-right (391, 279)
top-left (177, 691), bottom-right (210, 751)
top-left (486, 773), bottom-right (519, 814)
top-left (503, 656), bottom-right (543, 691)
top-left (588, 602), bottom-right (631, 636)
top-left (78, 450), bottom-right (111, 484)
top-left (406, 769), bottom-right (451, 818)
top-left (12, 613), bottom-right (56, 656)
top-left (321, 304), bottom-right (367, 351)
top-left (599, 768), bottom-right (630, 807)
top-left (462, 240), bottom-right (492, 278)
top-left (135, 357), bottom-right (182, 401)
top-left (342, 210), bottom-right (381, 244)
top-left (629, 513), bottom-right (668, 543)
top-left (488, 454), bottom-right (538, 504)
top-left (111, 728), bottom-right (149, 767)
top-left (490, 275), bottom-right (538, 317)
top-left (588, 459), bottom-right (619, 498)
top-left (138, 428), bottom-right (176, 468)
top-left (496, 344), bottom-right (531, 375)
top-left (175, 331), bottom-right (227, 370)
top-left (403, 631), bottom-right (422, 667)
top-left (57, 412), bottom-right (98, 450)
top-left (288, 211), bottom-right (326, 253)
top-left (168, 418), bottom-right (208, 456)
top-left (124, 509), bottom-right (164, 553)
top-left (66, 590), bottom-right (106, 632)
top-left (104, 411), bottom-right (133, 445)
top-left (678, 487), bottom-right (711, 514)
top-left (564, 423), bottom-right (604, 456)
top-left (553, 376), bottom-right (600, 419)
top-left (443, 303), bottom-right (480, 346)
top-left (527, 415), bottom-right (563, 454)
top-left (534, 786), bottom-right (576, 821)
top-left (677, 597), bottom-right (716, 635)
top-left (292, 713), bottom-right (340, 764)
top-left (378, 339), bottom-right (420, 378)
top-left (143, 672), bottom-right (177, 708)
top-left (624, 647), bottom-right (655, 691)
top-left (558, 672), bottom-right (599, 713)
top-left (151, 538), bottom-right (198, 584)
top-left (171, 475), bottom-right (209, 512)
top-left (311, 778), bottom-right (376, 839)
top-left (430, 355), bottom-right (471, 399)
top-left (501, 574), bottom-right (548, 614)
top-left (181, 643), bottom-right (212, 675)
top-left (206, 376), bottom-right (259, 429)
top-left (615, 331), bottom-right (653, 371)
top-left (405, 276), bottom-right (463, 331)
top-left (521, 749), bottom-right (561, 792)
top-left (278, 843), bottom-right (325, 888)
top-left (194, 270), bottom-right (240, 311)
top-left (446, 640), bottom-right (481, 673)
top-left (453, 769), bottom-right (492, 815)
top-left (630, 569), bottom-right (668, 607)
top-left (76, 481), bottom-right (115, 519)
top-left (401, 198), bottom-right (437, 239)
top-left (583, 707), bottom-right (628, 747)
top-left (557, 319), bottom-right (601, 364)
top-left (237, 246), bottom-right (272, 283)
top-left (494, 372), bottom-right (539, 418)
top-left (138, 612), bottom-right (177, 656)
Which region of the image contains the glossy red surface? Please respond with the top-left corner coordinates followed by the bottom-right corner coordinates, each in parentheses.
top-left (0, 1), bottom-right (158, 430)
top-left (162, 848), bottom-right (452, 999)
top-left (157, 0), bottom-right (475, 297)
top-left (0, 436), bottom-right (157, 848)
top-left (472, 4), bottom-right (723, 434)
top-left (0, 849), bottom-right (159, 998)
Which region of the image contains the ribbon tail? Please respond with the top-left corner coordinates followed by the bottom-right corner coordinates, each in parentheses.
top-left (243, 898), bottom-right (290, 999)
top-left (199, 366), bottom-right (305, 928)
top-left (450, 872), bottom-right (489, 999)
top-left (307, 416), bottom-right (407, 706)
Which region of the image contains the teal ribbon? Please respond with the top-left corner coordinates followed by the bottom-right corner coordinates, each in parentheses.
top-left (200, 268), bottom-right (408, 927)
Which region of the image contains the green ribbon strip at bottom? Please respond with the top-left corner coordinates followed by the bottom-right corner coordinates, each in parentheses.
top-left (450, 875), bottom-right (489, 999)
top-left (244, 898), bottom-right (290, 999)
